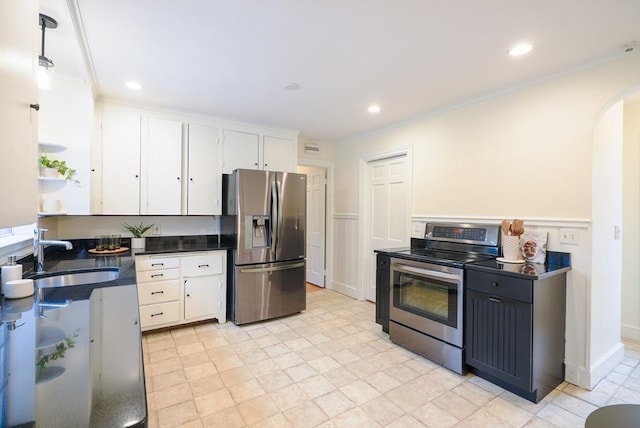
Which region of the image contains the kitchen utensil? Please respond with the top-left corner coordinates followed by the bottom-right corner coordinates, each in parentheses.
top-left (501, 220), bottom-right (510, 235)
top-left (513, 219), bottom-right (524, 236)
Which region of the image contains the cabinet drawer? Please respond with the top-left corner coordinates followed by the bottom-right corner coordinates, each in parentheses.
top-left (135, 256), bottom-right (180, 271)
top-left (182, 252), bottom-right (224, 277)
top-left (137, 279), bottom-right (180, 305)
top-left (136, 268), bottom-right (179, 284)
top-left (466, 270), bottom-right (532, 303)
top-left (139, 301), bottom-right (180, 328)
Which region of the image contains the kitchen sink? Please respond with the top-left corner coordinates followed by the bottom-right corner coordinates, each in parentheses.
top-left (31, 268), bottom-right (120, 288)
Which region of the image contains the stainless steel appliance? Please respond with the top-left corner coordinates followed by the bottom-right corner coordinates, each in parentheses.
top-left (389, 222), bottom-right (500, 374)
top-left (223, 169), bottom-right (306, 325)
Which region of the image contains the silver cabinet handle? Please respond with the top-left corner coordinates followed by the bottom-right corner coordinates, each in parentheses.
top-left (151, 273), bottom-right (164, 278)
top-left (150, 312), bottom-right (164, 317)
top-left (151, 291), bottom-right (164, 295)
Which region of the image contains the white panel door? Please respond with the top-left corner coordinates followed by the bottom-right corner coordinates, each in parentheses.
top-left (263, 135), bottom-right (296, 172)
top-left (187, 124), bottom-right (220, 215)
top-left (367, 155), bottom-right (407, 301)
top-left (142, 118), bottom-right (182, 214)
top-left (300, 166), bottom-right (326, 286)
top-left (101, 110), bottom-right (141, 214)
top-left (221, 129), bottom-right (259, 173)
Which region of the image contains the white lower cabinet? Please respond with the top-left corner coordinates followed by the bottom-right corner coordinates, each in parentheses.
top-left (136, 250), bottom-right (226, 331)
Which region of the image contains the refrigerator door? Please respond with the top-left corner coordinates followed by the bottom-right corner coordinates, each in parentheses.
top-left (231, 259), bottom-right (306, 325)
top-left (273, 172), bottom-right (306, 262)
top-left (233, 170), bottom-right (306, 265)
top-left (234, 169), bottom-right (276, 264)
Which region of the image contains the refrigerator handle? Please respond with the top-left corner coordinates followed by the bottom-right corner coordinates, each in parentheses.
top-left (240, 261), bottom-right (305, 273)
top-left (271, 180), bottom-right (279, 253)
top-left (276, 178), bottom-right (284, 253)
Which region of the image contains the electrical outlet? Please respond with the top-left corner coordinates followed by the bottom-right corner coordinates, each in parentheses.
top-left (559, 228), bottom-right (579, 245)
top-left (152, 224), bottom-right (161, 235)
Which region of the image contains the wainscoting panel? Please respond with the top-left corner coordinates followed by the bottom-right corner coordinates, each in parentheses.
top-left (331, 214), bottom-right (360, 299)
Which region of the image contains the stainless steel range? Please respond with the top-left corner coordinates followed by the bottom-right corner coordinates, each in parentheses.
top-left (388, 222), bottom-right (500, 374)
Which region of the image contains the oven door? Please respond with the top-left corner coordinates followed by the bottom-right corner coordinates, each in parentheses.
top-left (389, 258), bottom-right (464, 347)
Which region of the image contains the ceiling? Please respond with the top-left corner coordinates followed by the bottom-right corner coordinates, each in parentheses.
top-left (41, 1), bottom-right (640, 142)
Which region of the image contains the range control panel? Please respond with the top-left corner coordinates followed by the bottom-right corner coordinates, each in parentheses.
top-left (432, 226), bottom-right (486, 241)
top-left (425, 223), bottom-right (499, 247)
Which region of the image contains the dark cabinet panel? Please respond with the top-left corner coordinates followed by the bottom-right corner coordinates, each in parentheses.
top-left (375, 254), bottom-right (390, 333)
top-left (466, 290), bottom-right (532, 391)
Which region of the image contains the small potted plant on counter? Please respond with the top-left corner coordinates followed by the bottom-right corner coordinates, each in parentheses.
top-left (122, 222), bottom-right (154, 249)
top-left (39, 154), bottom-right (79, 184)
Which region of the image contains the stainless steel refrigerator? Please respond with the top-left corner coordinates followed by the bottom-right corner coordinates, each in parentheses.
top-left (223, 169), bottom-right (306, 325)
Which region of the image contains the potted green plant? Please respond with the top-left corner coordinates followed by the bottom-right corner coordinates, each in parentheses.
top-left (39, 154), bottom-right (79, 184)
top-left (122, 222), bottom-right (154, 249)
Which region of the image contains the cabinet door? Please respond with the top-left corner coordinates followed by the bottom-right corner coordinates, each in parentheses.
top-left (142, 118), bottom-right (182, 214)
top-left (465, 289), bottom-right (533, 391)
top-left (263, 135), bottom-right (297, 172)
top-left (187, 124), bottom-right (220, 214)
top-left (0, 0), bottom-right (38, 228)
top-left (101, 110), bottom-right (141, 214)
top-left (222, 129), bottom-right (259, 173)
top-left (184, 275), bottom-right (221, 320)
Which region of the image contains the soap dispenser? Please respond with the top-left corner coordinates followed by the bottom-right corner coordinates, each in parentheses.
top-left (1, 255), bottom-right (23, 294)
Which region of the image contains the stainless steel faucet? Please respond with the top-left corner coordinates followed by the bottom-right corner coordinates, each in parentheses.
top-left (34, 228), bottom-right (73, 273)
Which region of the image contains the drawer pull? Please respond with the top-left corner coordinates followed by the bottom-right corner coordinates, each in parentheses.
top-left (150, 312), bottom-right (164, 317)
top-left (151, 263), bottom-right (164, 267)
top-left (198, 264), bottom-right (209, 268)
top-left (151, 291), bottom-right (164, 295)
top-left (489, 297), bottom-right (502, 303)
top-left (492, 282), bottom-right (499, 287)
top-left (151, 273), bottom-right (164, 278)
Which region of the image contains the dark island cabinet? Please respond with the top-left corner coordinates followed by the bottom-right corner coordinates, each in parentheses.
top-left (465, 269), bottom-right (567, 403)
top-left (375, 254), bottom-right (390, 333)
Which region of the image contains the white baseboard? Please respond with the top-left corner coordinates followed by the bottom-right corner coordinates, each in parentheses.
top-left (566, 342), bottom-right (626, 390)
top-left (622, 324), bottom-right (640, 342)
top-left (331, 280), bottom-right (359, 300)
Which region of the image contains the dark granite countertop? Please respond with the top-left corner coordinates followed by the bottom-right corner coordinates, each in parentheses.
top-left (465, 251), bottom-right (571, 280)
top-left (0, 235), bottom-right (234, 427)
top-left (375, 246), bottom-right (571, 281)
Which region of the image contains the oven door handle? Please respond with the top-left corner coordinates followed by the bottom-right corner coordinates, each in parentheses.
top-left (392, 263), bottom-right (461, 282)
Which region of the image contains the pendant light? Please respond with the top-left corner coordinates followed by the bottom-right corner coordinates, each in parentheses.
top-left (38, 13), bottom-right (57, 90)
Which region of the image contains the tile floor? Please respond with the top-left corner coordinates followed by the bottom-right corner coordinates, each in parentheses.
top-left (142, 289), bottom-right (640, 427)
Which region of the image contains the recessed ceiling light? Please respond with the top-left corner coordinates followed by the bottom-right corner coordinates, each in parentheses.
top-left (368, 104), bottom-right (381, 114)
top-left (282, 82), bottom-right (299, 91)
top-left (508, 43), bottom-right (533, 56)
top-left (125, 81), bottom-right (143, 90)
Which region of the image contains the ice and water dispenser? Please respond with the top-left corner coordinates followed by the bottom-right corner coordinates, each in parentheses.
top-left (244, 215), bottom-right (271, 248)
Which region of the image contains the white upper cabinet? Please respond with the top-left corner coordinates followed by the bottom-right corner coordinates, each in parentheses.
top-left (221, 129), bottom-right (260, 173)
top-left (100, 109), bottom-right (141, 214)
top-left (263, 135), bottom-right (297, 172)
top-left (141, 118), bottom-right (182, 215)
top-left (93, 104), bottom-right (297, 214)
top-left (222, 129), bottom-right (298, 173)
top-left (0, 1), bottom-right (38, 228)
top-left (187, 124), bottom-right (220, 215)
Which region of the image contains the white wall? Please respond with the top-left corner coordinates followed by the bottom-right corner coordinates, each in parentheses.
top-left (622, 101), bottom-right (640, 341)
top-left (589, 100), bottom-right (625, 387)
top-left (38, 73), bottom-right (94, 215)
top-left (52, 215), bottom-right (219, 240)
top-left (330, 53), bottom-right (640, 389)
